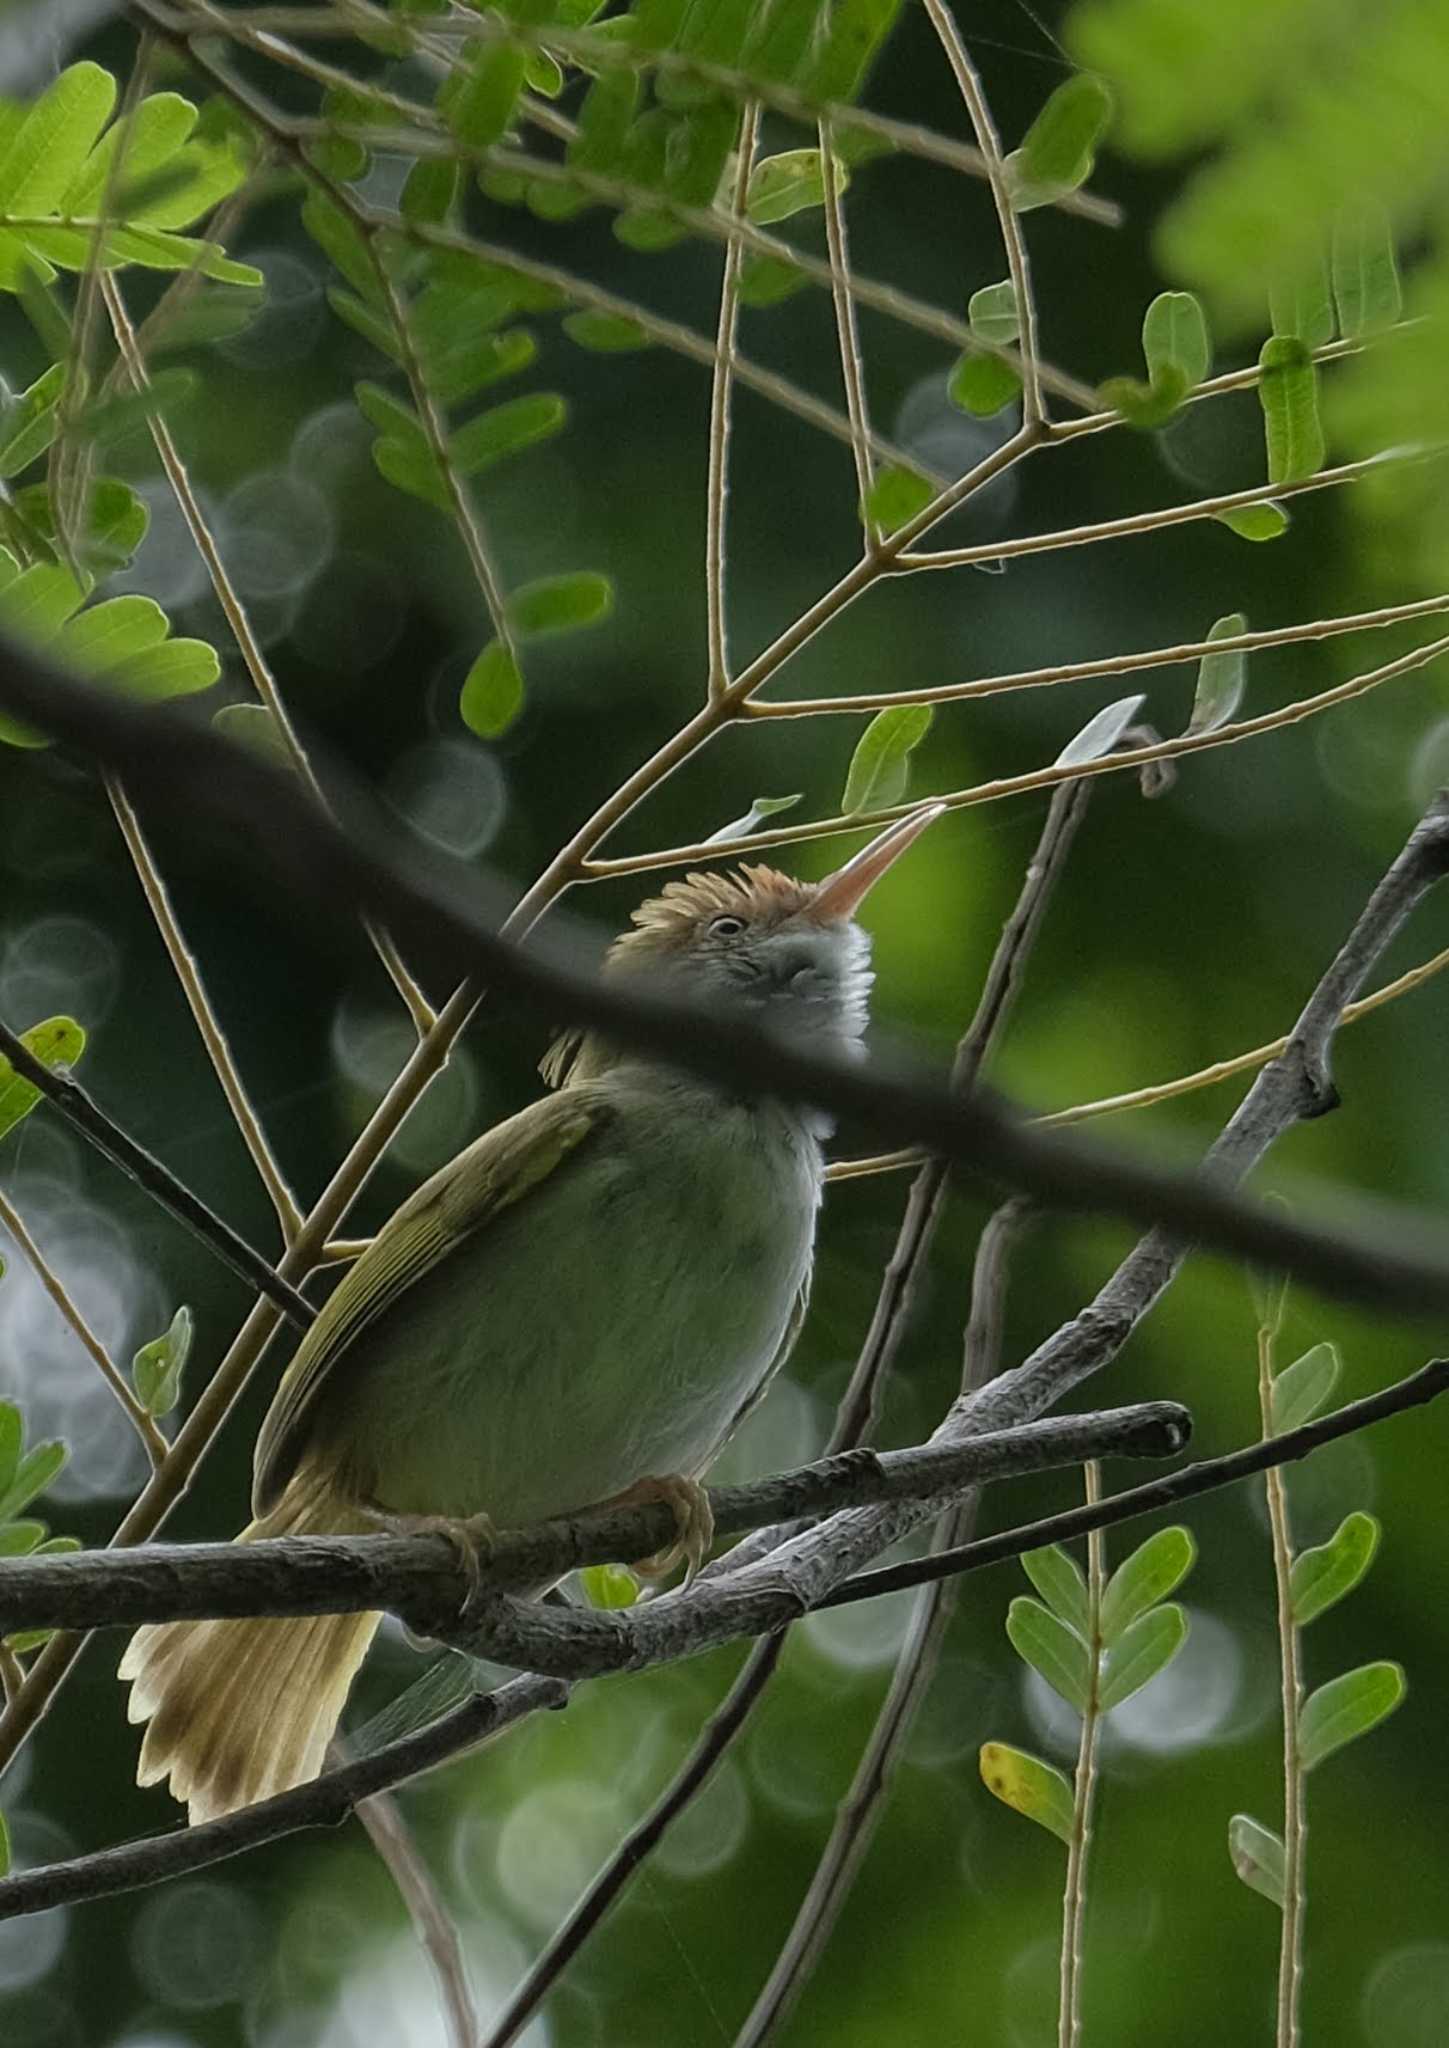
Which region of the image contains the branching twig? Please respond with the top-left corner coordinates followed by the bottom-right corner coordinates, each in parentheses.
top-left (0, 1018), bottom-right (315, 1327)
top-left (0, 1185), bottom-right (167, 1466)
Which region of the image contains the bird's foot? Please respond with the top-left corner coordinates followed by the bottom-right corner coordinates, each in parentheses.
top-left (362, 1505), bottom-right (498, 1613)
top-left (603, 1474), bottom-right (714, 1588)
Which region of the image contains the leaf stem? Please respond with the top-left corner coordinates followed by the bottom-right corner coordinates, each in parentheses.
top-left (1059, 1461), bottom-right (1103, 2047)
top-left (705, 102), bottom-right (757, 701)
top-left (1259, 1326), bottom-right (1306, 2047)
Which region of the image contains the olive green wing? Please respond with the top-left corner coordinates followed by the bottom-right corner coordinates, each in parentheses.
top-left (696, 1268), bottom-right (812, 1477)
top-left (252, 1089), bottom-right (606, 1514)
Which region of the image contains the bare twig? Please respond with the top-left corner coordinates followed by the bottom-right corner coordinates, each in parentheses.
top-left (706, 103), bottom-right (757, 700)
top-left (1060, 1462), bottom-right (1103, 2048)
top-left (0, 1018), bottom-right (315, 1327)
top-left (819, 117), bottom-right (876, 535)
top-left (1258, 1322), bottom-right (1306, 2048)
top-left (351, 1783), bottom-right (477, 2048)
top-left (0, 1186), bottom-right (167, 1466)
top-left (0, 1402), bottom-right (1191, 1638)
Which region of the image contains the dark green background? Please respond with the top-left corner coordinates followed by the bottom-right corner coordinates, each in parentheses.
top-left (0, 3), bottom-right (1446, 2044)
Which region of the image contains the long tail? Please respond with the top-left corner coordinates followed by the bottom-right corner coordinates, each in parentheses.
top-left (119, 1469), bottom-right (380, 1825)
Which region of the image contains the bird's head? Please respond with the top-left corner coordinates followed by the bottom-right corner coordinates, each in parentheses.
top-left (542, 804), bottom-right (943, 1088)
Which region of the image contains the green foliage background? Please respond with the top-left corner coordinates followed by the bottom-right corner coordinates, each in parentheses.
top-left (0, 1), bottom-right (1447, 2044)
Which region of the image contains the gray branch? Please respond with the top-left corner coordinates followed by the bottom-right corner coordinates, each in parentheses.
top-left (0, 632), bottom-right (1448, 1312)
top-left (0, 1402), bottom-right (1187, 1638)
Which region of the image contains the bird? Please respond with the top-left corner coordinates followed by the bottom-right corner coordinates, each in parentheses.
top-left (120, 803), bottom-right (942, 1822)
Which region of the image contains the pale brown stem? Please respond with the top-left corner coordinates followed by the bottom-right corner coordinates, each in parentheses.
top-left (1059, 1461), bottom-right (1104, 2047)
top-left (1259, 1326), bottom-right (1306, 2048)
top-left (706, 103), bottom-right (758, 700)
top-left (819, 117), bottom-right (877, 530)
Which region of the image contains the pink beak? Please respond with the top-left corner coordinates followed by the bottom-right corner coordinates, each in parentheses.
top-left (812, 803), bottom-right (946, 922)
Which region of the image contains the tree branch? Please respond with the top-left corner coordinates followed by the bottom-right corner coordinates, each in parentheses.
top-left (0, 1401), bottom-right (1190, 1638)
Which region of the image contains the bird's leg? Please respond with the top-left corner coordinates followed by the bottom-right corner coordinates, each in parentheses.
top-left (361, 1504), bottom-right (498, 1612)
top-left (599, 1473), bottom-right (715, 1587)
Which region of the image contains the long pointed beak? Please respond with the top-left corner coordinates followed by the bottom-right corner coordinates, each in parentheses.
top-left (812, 802), bottom-right (946, 922)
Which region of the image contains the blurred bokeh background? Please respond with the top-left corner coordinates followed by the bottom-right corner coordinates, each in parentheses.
top-left (1, 0), bottom-right (1447, 2044)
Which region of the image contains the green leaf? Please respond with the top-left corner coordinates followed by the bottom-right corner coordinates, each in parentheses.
top-left (841, 704), bottom-right (933, 815)
top-left (1270, 1340), bottom-right (1340, 1435)
top-left (863, 465), bottom-right (933, 535)
top-left (106, 637), bottom-right (220, 703)
top-left (1006, 73), bottom-right (1112, 208)
top-left (510, 571), bottom-right (613, 637)
top-left (1099, 1526), bottom-right (1197, 1644)
top-left (54, 594), bottom-right (168, 672)
top-left (1021, 1545), bottom-right (1089, 1636)
top-left (1142, 290), bottom-right (1210, 388)
top-left (746, 149), bottom-right (842, 224)
top-left (968, 280), bottom-right (1020, 346)
top-left (979, 1741), bottom-right (1074, 1846)
top-left (1099, 1603), bottom-right (1189, 1710)
top-left (0, 362), bottom-right (65, 478)
top-left (1290, 1511), bottom-right (1381, 1627)
top-left (1258, 335), bottom-right (1324, 485)
top-left (400, 155), bottom-right (460, 227)
top-left (1299, 1661), bottom-right (1405, 1771)
top-left (72, 367), bottom-right (198, 449)
top-left (1229, 1813), bottom-right (1285, 1907)
top-left (304, 191), bottom-right (381, 302)
top-left (1215, 501), bottom-right (1290, 543)
top-left (460, 639), bottom-right (525, 738)
top-left (431, 329), bottom-right (538, 406)
top-left (0, 1404), bottom-right (18, 1501)
top-left (948, 352), bottom-right (1022, 419)
top-left (446, 39), bottom-right (528, 149)
top-left (562, 312), bottom-right (651, 353)
top-left (581, 1563), bottom-right (640, 1608)
top-left (1098, 363), bottom-right (1189, 429)
top-left (0, 1520), bottom-right (47, 1557)
top-left (736, 252), bottom-right (810, 306)
top-left (706, 793), bottom-right (804, 843)
top-left (804, 0), bottom-right (906, 106)
top-left (0, 1017), bottom-right (86, 1145)
top-left (0, 1438), bottom-right (67, 1525)
top-left (1006, 1595), bottom-right (1090, 1712)
top-left (212, 703), bottom-right (294, 768)
top-left (0, 556), bottom-right (89, 641)
top-left (450, 392), bottom-right (567, 474)
top-left (1269, 255), bottom-right (1334, 349)
top-left (1331, 207), bottom-right (1402, 339)
top-left (131, 1305), bottom-right (193, 1418)
top-left (1055, 693), bottom-right (1144, 769)
top-left (1186, 612), bottom-right (1247, 735)
top-left (0, 62), bottom-right (116, 218)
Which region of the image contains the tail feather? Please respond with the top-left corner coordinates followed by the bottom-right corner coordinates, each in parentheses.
top-left (119, 1471), bottom-right (381, 1825)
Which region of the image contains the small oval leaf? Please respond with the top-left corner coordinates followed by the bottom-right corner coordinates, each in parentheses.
top-left (1269, 256), bottom-right (1334, 349)
top-left (1259, 335), bottom-right (1325, 485)
top-left (460, 639), bottom-right (525, 739)
top-left (1331, 207), bottom-right (1402, 339)
top-left (1299, 1661), bottom-right (1405, 1772)
top-left (1270, 1340), bottom-right (1340, 1436)
top-left (581, 1563), bottom-right (640, 1609)
top-left (509, 571), bottom-right (613, 638)
top-left (967, 279), bottom-right (1019, 346)
top-left (1290, 1511), bottom-right (1381, 1627)
top-left (0, 1016), bottom-right (85, 1146)
top-left (131, 1305), bottom-right (193, 1418)
top-left (1142, 291), bottom-right (1210, 389)
top-left (706, 792), bottom-right (803, 843)
top-left (747, 148), bottom-right (843, 224)
top-left (1006, 73), bottom-right (1112, 208)
top-left (1099, 1526), bottom-right (1197, 1645)
top-left (1099, 1602), bottom-right (1189, 1711)
top-left (863, 464), bottom-right (933, 535)
top-left (1186, 612), bottom-right (1248, 735)
top-left (840, 704), bottom-right (933, 816)
top-left (948, 352), bottom-right (1022, 419)
top-left (1055, 693), bottom-right (1144, 769)
top-left (979, 1741), bottom-right (1074, 1845)
top-left (1006, 1595), bottom-right (1090, 1713)
top-left (1215, 502), bottom-right (1290, 543)
top-left (1021, 1544), bottom-right (1089, 1636)
top-left (1229, 1813), bottom-right (1285, 1907)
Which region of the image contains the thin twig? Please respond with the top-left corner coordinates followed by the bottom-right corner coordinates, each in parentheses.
top-left (1059, 1462), bottom-right (1103, 2048)
top-left (1259, 1323), bottom-right (1305, 2048)
top-left (745, 593), bottom-right (1449, 718)
top-left (106, 776), bottom-right (304, 1243)
top-left (819, 116), bottom-right (877, 536)
top-left (924, 0), bottom-right (1043, 424)
top-left (351, 1783), bottom-right (478, 2048)
top-left (100, 269), bottom-right (436, 1038)
top-left (0, 1186), bottom-right (167, 1466)
top-left (706, 103), bottom-right (757, 701)
top-left (588, 627), bottom-right (1449, 872)
top-left (0, 1018), bottom-right (315, 1327)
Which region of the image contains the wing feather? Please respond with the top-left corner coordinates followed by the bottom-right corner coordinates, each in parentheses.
top-left (252, 1091), bottom-right (604, 1514)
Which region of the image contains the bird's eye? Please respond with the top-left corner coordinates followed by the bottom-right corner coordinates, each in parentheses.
top-left (710, 914), bottom-right (747, 938)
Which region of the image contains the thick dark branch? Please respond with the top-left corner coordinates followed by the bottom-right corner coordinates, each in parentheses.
top-left (0, 1402), bottom-right (1187, 1637)
top-left (0, 633), bottom-right (1448, 1311)
top-left (825, 1355), bottom-right (1449, 1610)
top-left (0, 1018), bottom-right (315, 1329)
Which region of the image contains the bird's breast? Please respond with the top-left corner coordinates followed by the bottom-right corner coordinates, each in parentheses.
top-left (346, 1084), bottom-right (823, 1527)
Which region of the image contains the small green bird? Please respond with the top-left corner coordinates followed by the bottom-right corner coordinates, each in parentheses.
top-left (121, 804), bottom-right (941, 1822)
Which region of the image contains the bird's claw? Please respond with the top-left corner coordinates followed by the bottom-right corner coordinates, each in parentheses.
top-left (607, 1474), bottom-right (714, 1588)
top-left (362, 1505), bottom-right (498, 1615)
